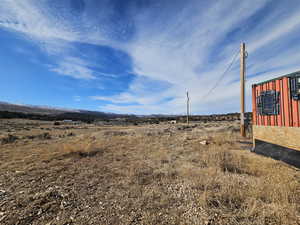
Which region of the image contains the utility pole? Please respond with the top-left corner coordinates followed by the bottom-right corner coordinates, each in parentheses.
top-left (240, 43), bottom-right (246, 137)
top-left (186, 91), bottom-right (190, 124)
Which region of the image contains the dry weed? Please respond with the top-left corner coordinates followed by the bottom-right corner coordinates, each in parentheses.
top-left (0, 134), bottom-right (18, 144)
top-left (195, 134), bottom-right (300, 225)
top-left (1, 121), bottom-right (299, 225)
top-left (62, 135), bottom-right (99, 157)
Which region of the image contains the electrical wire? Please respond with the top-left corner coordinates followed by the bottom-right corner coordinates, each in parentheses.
top-left (201, 50), bottom-right (240, 99)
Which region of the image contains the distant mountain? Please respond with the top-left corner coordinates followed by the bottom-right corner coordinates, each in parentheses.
top-left (0, 101), bottom-right (134, 121)
top-left (0, 101), bottom-right (79, 115)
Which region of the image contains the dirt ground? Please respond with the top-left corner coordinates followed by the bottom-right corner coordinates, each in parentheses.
top-left (0, 119), bottom-right (299, 225)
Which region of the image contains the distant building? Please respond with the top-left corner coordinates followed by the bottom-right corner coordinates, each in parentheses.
top-left (62, 120), bottom-right (81, 124)
top-left (252, 71), bottom-right (300, 168)
top-left (63, 120), bottom-right (73, 123)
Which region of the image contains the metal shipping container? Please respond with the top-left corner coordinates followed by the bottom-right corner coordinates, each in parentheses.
top-left (252, 71), bottom-right (300, 167)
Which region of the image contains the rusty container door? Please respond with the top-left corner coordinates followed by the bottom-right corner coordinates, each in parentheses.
top-left (252, 77), bottom-right (300, 128)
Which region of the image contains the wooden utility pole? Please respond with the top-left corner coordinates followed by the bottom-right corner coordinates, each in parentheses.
top-left (186, 91), bottom-right (190, 124)
top-left (240, 43), bottom-right (246, 137)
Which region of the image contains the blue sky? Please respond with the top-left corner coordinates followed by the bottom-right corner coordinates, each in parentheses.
top-left (0, 0), bottom-right (300, 115)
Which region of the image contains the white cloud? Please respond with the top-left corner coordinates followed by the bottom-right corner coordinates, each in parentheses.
top-left (0, 1), bottom-right (77, 43)
top-left (248, 10), bottom-right (300, 53)
top-left (0, 0), bottom-right (122, 79)
top-left (100, 0), bottom-right (273, 114)
top-left (106, 0), bottom-right (300, 114)
top-left (49, 57), bottom-right (96, 80)
top-left (1, 0), bottom-right (300, 114)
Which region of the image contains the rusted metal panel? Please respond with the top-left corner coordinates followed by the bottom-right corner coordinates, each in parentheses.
top-left (275, 79), bottom-right (282, 126)
top-left (258, 84), bottom-right (263, 126)
top-left (282, 77), bottom-right (291, 127)
top-left (291, 88), bottom-right (300, 127)
top-left (252, 74), bottom-right (300, 128)
top-left (256, 85), bottom-right (261, 125)
top-left (279, 78), bottom-right (285, 126)
top-left (291, 99), bottom-right (299, 126)
top-left (252, 85), bottom-right (257, 125)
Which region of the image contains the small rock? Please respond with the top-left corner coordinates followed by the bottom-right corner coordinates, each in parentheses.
top-left (200, 140), bottom-right (208, 145)
top-left (0, 190), bottom-right (6, 198)
top-left (37, 209), bottom-right (42, 215)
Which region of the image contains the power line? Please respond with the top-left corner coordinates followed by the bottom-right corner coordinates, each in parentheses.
top-left (201, 50), bottom-right (240, 99)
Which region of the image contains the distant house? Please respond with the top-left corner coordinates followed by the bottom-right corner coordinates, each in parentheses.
top-left (63, 120), bottom-right (73, 123)
top-left (62, 120), bottom-right (81, 124)
top-left (112, 118), bottom-right (126, 121)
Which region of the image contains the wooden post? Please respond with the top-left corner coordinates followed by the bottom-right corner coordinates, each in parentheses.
top-left (240, 43), bottom-right (246, 137)
top-left (186, 91), bottom-right (190, 124)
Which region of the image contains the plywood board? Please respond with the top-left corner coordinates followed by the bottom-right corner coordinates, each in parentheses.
top-left (253, 125), bottom-right (300, 151)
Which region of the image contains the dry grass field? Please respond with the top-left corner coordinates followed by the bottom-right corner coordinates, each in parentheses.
top-left (0, 119), bottom-right (299, 225)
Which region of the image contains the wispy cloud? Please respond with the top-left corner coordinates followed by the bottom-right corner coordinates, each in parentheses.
top-left (49, 57), bottom-right (96, 80)
top-left (1, 0), bottom-right (300, 114)
top-left (0, 0), bottom-right (121, 79)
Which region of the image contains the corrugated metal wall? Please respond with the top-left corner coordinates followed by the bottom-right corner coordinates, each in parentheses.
top-left (252, 77), bottom-right (300, 127)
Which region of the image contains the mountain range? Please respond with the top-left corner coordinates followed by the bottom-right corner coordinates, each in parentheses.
top-left (0, 101), bottom-right (133, 121)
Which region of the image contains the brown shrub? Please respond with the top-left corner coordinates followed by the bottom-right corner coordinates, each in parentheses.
top-left (61, 135), bottom-right (102, 158)
top-left (1, 134), bottom-right (18, 145)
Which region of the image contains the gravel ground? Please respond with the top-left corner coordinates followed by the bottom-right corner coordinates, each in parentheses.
top-left (0, 119), bottom-right (299, 225)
